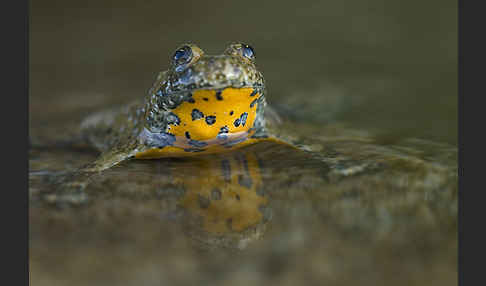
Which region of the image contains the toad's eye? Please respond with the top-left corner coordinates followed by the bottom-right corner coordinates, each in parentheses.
top-left (242, 44), bottom-right (255, 60)
top-left (224, 42), bottom-right (256, 61)
top-left (173, 46), bottom-right (193, 72)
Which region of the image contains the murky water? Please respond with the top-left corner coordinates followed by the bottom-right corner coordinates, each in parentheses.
top-left (29, 0), bottom-right (457, 285)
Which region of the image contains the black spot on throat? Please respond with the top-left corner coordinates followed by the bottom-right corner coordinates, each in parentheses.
top-left (215, 90), bottom-right (223, 100)
top-left (206, 116), bottom-right (216, 125)
top-left (240, 112), bottom-right (248, 126)
top-left (191, 109), bottom-right (204, 121)
top-left (219, 126), bottom-right (229, 134)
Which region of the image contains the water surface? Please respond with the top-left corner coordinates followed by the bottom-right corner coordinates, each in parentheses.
top-left (29, 0), bottom-right (457, 285)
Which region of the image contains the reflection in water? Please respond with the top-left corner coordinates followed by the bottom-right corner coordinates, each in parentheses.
top-left (160, 140), bottom-right (330, 249)
top-left (169, 147), bottom-right (271, 249)
top-left (31, 140), bottom-right (326, 249)
top-left (31, 140), bottom-right (330, 250)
